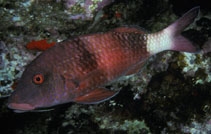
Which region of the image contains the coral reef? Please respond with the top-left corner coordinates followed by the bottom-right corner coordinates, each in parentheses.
top-left (0, 0), bottom-right (211, 134)
top-left (65, 0), bottom-right (115, 20)
top-left (0, 40), bottom-right (36, 97)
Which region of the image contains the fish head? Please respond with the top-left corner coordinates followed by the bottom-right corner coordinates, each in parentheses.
top-left (7, 55), bottom-right (68, 112)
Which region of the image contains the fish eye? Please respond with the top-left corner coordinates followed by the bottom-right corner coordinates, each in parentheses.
top-left (33, 74), bottom-right (44, 84)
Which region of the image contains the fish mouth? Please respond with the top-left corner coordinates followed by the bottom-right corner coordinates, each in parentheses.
top-left (8, 103), bottom-right (35, 113)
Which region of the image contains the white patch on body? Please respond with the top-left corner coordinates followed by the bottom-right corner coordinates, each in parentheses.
top-left (146, 29), bottom-right (174, 55)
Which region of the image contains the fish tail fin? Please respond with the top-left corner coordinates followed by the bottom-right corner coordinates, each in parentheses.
top-left (147, 7), bottom-right (200, 54)
top-left (170, 35), bottom-right (197, 52)
top-left (167, 6), bottom-right (200, 36)
top-left (166, 6), bottom-right (200, 52)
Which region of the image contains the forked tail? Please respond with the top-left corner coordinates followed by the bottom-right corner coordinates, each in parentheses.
top-left (147, 7), bottom-right (200, 54)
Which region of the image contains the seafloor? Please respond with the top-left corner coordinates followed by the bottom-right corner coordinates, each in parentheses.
top-left (0, 0), bottom-right (211, 134)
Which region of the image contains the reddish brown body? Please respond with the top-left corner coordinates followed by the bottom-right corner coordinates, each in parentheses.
top-left (43, 27), bottom-right (149, 103)
top-left (8, 7), bottom-right (200, 112)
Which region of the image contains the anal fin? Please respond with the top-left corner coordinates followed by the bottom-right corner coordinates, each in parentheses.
top-left (74, 87), bottom-right (119, 104)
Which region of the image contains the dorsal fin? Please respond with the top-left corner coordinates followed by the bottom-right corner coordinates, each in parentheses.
top-left (111, 26), bottom-right (145, 34)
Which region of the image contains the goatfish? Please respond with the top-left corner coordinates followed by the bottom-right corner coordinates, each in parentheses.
top-left (8, 7), bottom-right (204, 112)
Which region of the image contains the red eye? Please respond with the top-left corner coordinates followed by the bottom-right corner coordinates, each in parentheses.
top-left (33, 74), bottom-right (44, 84)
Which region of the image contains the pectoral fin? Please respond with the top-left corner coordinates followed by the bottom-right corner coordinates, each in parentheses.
top-left (74, 87), bottom-right (119, 104)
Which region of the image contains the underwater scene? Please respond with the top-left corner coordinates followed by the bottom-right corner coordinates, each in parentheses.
top-left (0, 0), bottom-right (211, 133)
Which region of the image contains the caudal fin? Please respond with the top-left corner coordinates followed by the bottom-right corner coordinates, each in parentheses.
top-left (147, 7), bottom-right (200, 54)
top-left (167, 6), bottom-right (200, 35)
top-left (165, 6), bottom-right (200, 53)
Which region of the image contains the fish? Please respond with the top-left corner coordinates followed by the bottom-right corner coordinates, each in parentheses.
top-left (8, 7), bottom-right (201, 112)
